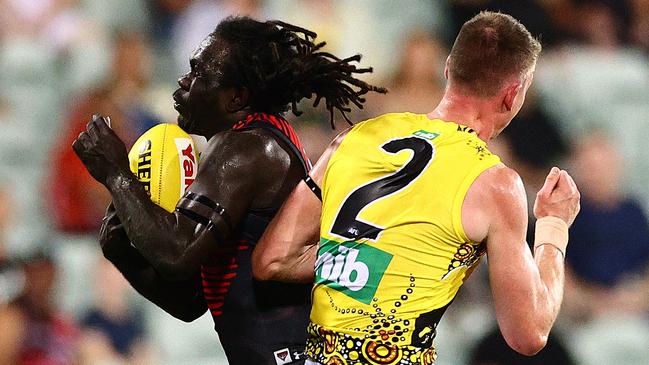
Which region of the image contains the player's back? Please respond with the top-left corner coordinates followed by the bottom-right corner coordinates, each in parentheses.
top-left (307, 113), bottom-right (501, 364)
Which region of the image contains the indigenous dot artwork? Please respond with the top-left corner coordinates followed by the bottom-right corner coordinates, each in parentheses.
top-left (305, 275), bottom-right (438, 365)
top-left (444, 241), bottom-right (485, 279)
top-left (465, 137), bottom-right (492, 161)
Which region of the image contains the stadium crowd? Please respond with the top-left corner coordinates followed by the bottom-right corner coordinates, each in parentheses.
top-left (0, 0), bottom-right (648, 364)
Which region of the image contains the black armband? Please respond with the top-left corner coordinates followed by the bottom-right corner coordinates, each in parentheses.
top-left (304, 175), bottom-right (322, 201)
top-left (175, 192), bottom-right (233, 241)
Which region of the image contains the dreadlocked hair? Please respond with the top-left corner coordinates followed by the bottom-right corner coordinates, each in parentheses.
top-left (212, 16), bottom-right (387, 128)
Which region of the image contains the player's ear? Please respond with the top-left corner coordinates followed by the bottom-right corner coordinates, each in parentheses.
top-left (502, 81), bottom-right (521, 112)
top-left (226, 87), bottom-right (249, 113)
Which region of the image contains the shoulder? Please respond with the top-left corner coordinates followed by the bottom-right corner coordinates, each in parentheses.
top-left (478, 164), bottom-right (527, 216)
top-left (463, 163), bottom-right (527, 242)
top-left (201, 129), bottom-right (291, 171)
top-left (482, 165), bottom-right (528, 235)
top-left (481, 164), bottom-right (525, 196)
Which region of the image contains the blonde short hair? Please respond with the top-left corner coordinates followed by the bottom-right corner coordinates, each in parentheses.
top-left (448, 11), bottom-right (542, 97)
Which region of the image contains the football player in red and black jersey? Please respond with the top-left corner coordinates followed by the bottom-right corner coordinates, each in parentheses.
top-left (72, 17), bottom-right (386, 365)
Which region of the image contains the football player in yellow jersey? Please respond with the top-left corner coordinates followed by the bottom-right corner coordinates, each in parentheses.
top-left (253, 11), bottom-right (581, 365)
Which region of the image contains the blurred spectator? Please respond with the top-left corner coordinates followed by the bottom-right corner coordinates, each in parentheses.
top-left (82, 0), bottom-right (150, 35)
top-left (150, 0), bottom-right (192, 39)
top-left (0, 0), bottom-right (111, 93)
top-left (0, 252), bottom-right (79, 365)
top-left (630, 0), bottom-right (649, 52)
top-left (265, 0), bottom-right (343, 54)
top-left (366, 30), bottom-right (445, 115)
top-left (48, 32), bottom-right (160, 234)
top-left (469, 328), bottom-right (576, 365)
top-left (0, 186), bottom-right (25, 307)
top-left (563, 132), bottom-right (649, 319)
top-left (147, 0), bottom-right (193, 83)
top-left (0, 186), bottom-right (12, 245)
top-left (265, 0), bottom-right (446, 84)
top-left (533, 1), bottom-right (649, 213)
top-left (573, 0), bottom-right (632, 48)
top-left (0, 0), bottom-right (102, 53)
top-left (78, 260), bottom-right (154, 364)
top-left (0, 255), bottom-right (22, 307)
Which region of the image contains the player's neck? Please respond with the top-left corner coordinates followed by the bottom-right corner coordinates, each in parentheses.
top-left (427, 90), bottom-right (499, 142)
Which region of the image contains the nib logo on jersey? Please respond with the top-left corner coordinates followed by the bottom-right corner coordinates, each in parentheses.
top-left (315, 239), bottom-right (392, 304)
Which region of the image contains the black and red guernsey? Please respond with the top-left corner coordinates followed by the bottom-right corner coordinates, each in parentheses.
top-left (200, 113), bottom-right (311, 364)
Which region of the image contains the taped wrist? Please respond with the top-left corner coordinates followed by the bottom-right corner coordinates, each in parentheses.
top-left (175, 192), bottom-right (233, 241)
top-left (534, 216), bottom-right (568, 257)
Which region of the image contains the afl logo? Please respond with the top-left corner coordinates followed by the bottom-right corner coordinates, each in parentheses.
top-left (174, 138), bottom-right (197, 195)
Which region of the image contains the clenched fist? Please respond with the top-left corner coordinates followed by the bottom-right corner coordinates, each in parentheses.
top-left (533, 167), bottom-right (581, 226)
top-left (72, 114), bottom-right (130, 185)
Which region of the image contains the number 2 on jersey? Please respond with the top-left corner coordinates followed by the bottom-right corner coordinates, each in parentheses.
top-left (330, 136), bottom-right (434, 240)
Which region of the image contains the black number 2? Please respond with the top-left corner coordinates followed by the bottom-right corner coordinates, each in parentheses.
top-left (330, 136), bottom-right (434, 240)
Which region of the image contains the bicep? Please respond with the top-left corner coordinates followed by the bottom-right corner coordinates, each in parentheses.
top-left (486, 199), bottom-right (537, 300)
top-left (483, 169), bottom-right (541, 336)
top-left (464, 166), bottom-right (530, 271)
top-left (485, 170), bottom-right (531, 279)
top-left (170, 133), bottom-right (264, 269)
top-left (181, 133), bottom-right (260, 227)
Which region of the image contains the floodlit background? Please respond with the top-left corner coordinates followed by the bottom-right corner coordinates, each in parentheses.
top-left (1, 0), bottom-right (648, 364)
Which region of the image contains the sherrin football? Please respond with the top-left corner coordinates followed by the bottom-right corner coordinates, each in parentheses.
top-left (128, 124), bottom-right (199, 212)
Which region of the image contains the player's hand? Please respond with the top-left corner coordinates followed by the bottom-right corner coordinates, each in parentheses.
top-left (533, 167), bottom-right (581, 226)
top-left (72, 114), bottom-right (130, 186)
top-left (99, 203), bottom-right (130, 259)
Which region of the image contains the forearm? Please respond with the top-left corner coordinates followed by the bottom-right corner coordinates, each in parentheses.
top-left (490, 248), bottom-right (561, 356)
top-left (488, 233), bottom-right (567, 354)
top-left (104, 242), bottom-right (207, 322)
top-left (495, 239), bottom-right (565, 355)
top-left (529, 215), bottom-right (569, 332)
top-left (106, 170), bottom-right (196, 280)
top-left (532, 244), bottom-right (565, 333)
top-left (257, 243), bottom-right (318, 283)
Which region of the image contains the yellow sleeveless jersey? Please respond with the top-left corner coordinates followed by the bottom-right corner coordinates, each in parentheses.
top-left (306, 113), bottom-right (501, 365)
